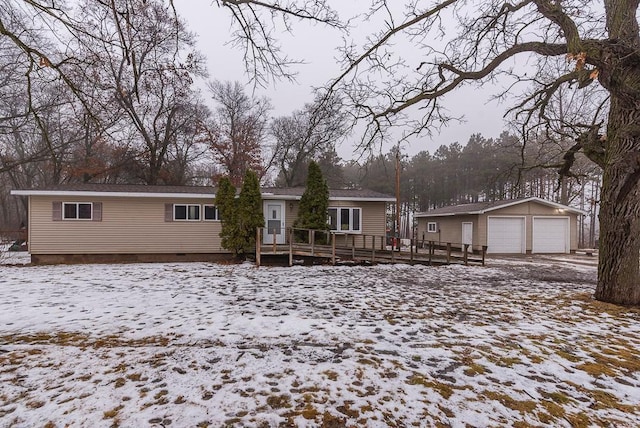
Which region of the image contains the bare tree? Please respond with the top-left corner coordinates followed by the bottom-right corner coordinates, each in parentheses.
top-left (270, 93), bottom-right (349, 186)
top-left (71, 0), bottom-right (207, 185)
top-left (1, 0), bottom-right (208, 185)
top-left (206, 80), bottom-right (271, 186)
top-left (216, 0), bottom-right (343, 87)
top-left (507, 58), bottom-right (608, 205)
top-left (160, 100), bottom-right (211, 185)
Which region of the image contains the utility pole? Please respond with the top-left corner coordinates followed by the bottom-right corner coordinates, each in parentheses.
top-left (395, 146), bottom-right (401, 251)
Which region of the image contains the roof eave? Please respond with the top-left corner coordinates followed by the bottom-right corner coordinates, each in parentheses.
top-left (330, 197), bottom-right (396, 202)
top-left (10, 190), bottom-right (216, 199)
top-left (415, 211), bottom-right (483, 217)
top-left (416, 197), bottom-right (588, 217)
top-left (480, 197), bottom-right (587, 215)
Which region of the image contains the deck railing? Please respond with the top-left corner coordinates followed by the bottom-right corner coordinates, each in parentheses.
top-left (256, 227), bottom-right (486, 267)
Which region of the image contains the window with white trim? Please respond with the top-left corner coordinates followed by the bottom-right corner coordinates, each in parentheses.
top-left (203, 204), bottom-right (220, 221)
top-left (427, 222), bottom-right (438, 233)
top-left (174, 204), bottom-right (200, 221)
top-left (328, 207), bottom-right (361, 233)
top-left (63, 202), bottom-right (93, 220)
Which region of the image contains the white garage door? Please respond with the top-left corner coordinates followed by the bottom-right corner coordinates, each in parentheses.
top-left (533, 217), bottom-right (569, 253)
top-left (487, 217), bottom-right (525, 253)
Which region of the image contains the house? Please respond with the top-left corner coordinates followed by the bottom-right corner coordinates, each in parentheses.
top-left (11, 184), bottom-right (394, 264)
top-left (415, 197), bottom-right (587, 254)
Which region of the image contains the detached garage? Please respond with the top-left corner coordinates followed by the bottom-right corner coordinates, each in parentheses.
top-left (415, 197), bottom-right (585, 254)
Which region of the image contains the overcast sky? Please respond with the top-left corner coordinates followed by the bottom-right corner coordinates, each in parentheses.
top-left (175, 2), bottom-right (511, 160)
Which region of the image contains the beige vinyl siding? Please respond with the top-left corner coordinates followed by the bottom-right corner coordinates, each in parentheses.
top-left (419, 215), bottom-right (479, 250)
top-left (283, 199), bottom-right (387, 247)
top-left (329, 201), bottom-right (386, 247)
top-left (282, 200), bottom-right (387, 237)
top-left (283, 201), bottom-right (298, 230)
top-left (29, 196), bottom-right (224, 254)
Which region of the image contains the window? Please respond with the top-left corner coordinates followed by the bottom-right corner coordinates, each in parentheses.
top-left (174, 204), bottom-right (200, 221)
top-left (63, 202), bottom-right (92, 220)
top-left (427, 222), bottom-right (438, 233)
top-left (203, 204), bottom-right (220, 221)
top-left (328, 207), bottom-right (361, 233)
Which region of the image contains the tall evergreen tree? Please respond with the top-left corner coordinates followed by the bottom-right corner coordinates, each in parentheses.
top-left (294, 161), bottom-right (330, 243)
top-left (215, 176), bottom-right (239, 254)
top-left (236, 169), bottom-right (264, 254)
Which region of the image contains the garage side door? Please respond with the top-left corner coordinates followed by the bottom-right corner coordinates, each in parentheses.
top-left (487, 217), bottom-right (525, 254)
top-left (532, 217), bottom-right (569, 253)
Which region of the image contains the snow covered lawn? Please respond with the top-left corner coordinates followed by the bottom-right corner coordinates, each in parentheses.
top-left (1, 257), bottom-right (639, 427)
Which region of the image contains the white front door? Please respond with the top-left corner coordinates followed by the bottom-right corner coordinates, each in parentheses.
top-left (462, 222), bottom-right (473, 247)
top-left (263, 201), bottom-right (286, 244)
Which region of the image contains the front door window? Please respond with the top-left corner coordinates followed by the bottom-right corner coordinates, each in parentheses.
top-left (267, 204), bottom-right (282, 236)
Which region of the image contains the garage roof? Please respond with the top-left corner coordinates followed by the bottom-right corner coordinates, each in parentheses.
top-left (415, 197), bottom-right (587, 217)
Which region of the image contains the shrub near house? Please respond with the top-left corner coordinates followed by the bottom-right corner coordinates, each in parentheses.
top-left (293, 161), bottom-right (330, 244)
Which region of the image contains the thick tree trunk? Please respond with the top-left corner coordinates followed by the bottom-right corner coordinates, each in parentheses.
top-left (594, 98), bottom-right (640, 305)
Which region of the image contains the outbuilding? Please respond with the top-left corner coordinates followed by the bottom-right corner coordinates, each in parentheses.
top-left (415, 197), bottom-right (586, 254)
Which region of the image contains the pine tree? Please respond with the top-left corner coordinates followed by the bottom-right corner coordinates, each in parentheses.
top-left (215, 177), bottom-right (240, 255)
top-left (294, 161), bottom-right (330, 243)
top-left (236, 169), bottom-right (264, 254)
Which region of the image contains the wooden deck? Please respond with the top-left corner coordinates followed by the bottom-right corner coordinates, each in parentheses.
top-left (256, 228), bottom-right (485, 267)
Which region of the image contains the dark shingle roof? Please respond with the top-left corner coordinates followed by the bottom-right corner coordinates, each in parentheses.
top-left (416, 199), bottom-right (523, 216)
top-left (25, 183), bottom-right (218, 194)
top-left (261, 187), bottom-right (394, 199)
top-left (415, 197), bottom-right (585, 216)
top-left (13, 183), bottom-right (394, 200)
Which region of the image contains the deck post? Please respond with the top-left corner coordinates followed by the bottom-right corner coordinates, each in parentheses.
top-left (331, 233), bottom-right (336, 265)
top-left (372, 236), bottom-right (376, 263)
top-left (482, 245), bottom-right (487, 266)
top-left (410, 238), bottom-right (414, 264)
top-left (428, 241), bottom-right (433, 265)
top-left (310, 229), bottom-right (315, 255)
top-left (272, 229), bottom-right (277, 253)
top-left (391, 236), bottom-right (395, 263)
top-left (447, 243), bottom-right (451, 264)
top-left (289, 228), bottom-right (293, 266)
top-left (256, 228), bottom-right (261, 267)
top-left (352, 234), bottom-right (355, 259)
top-left (464, 244), bottom-right (469, 266)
